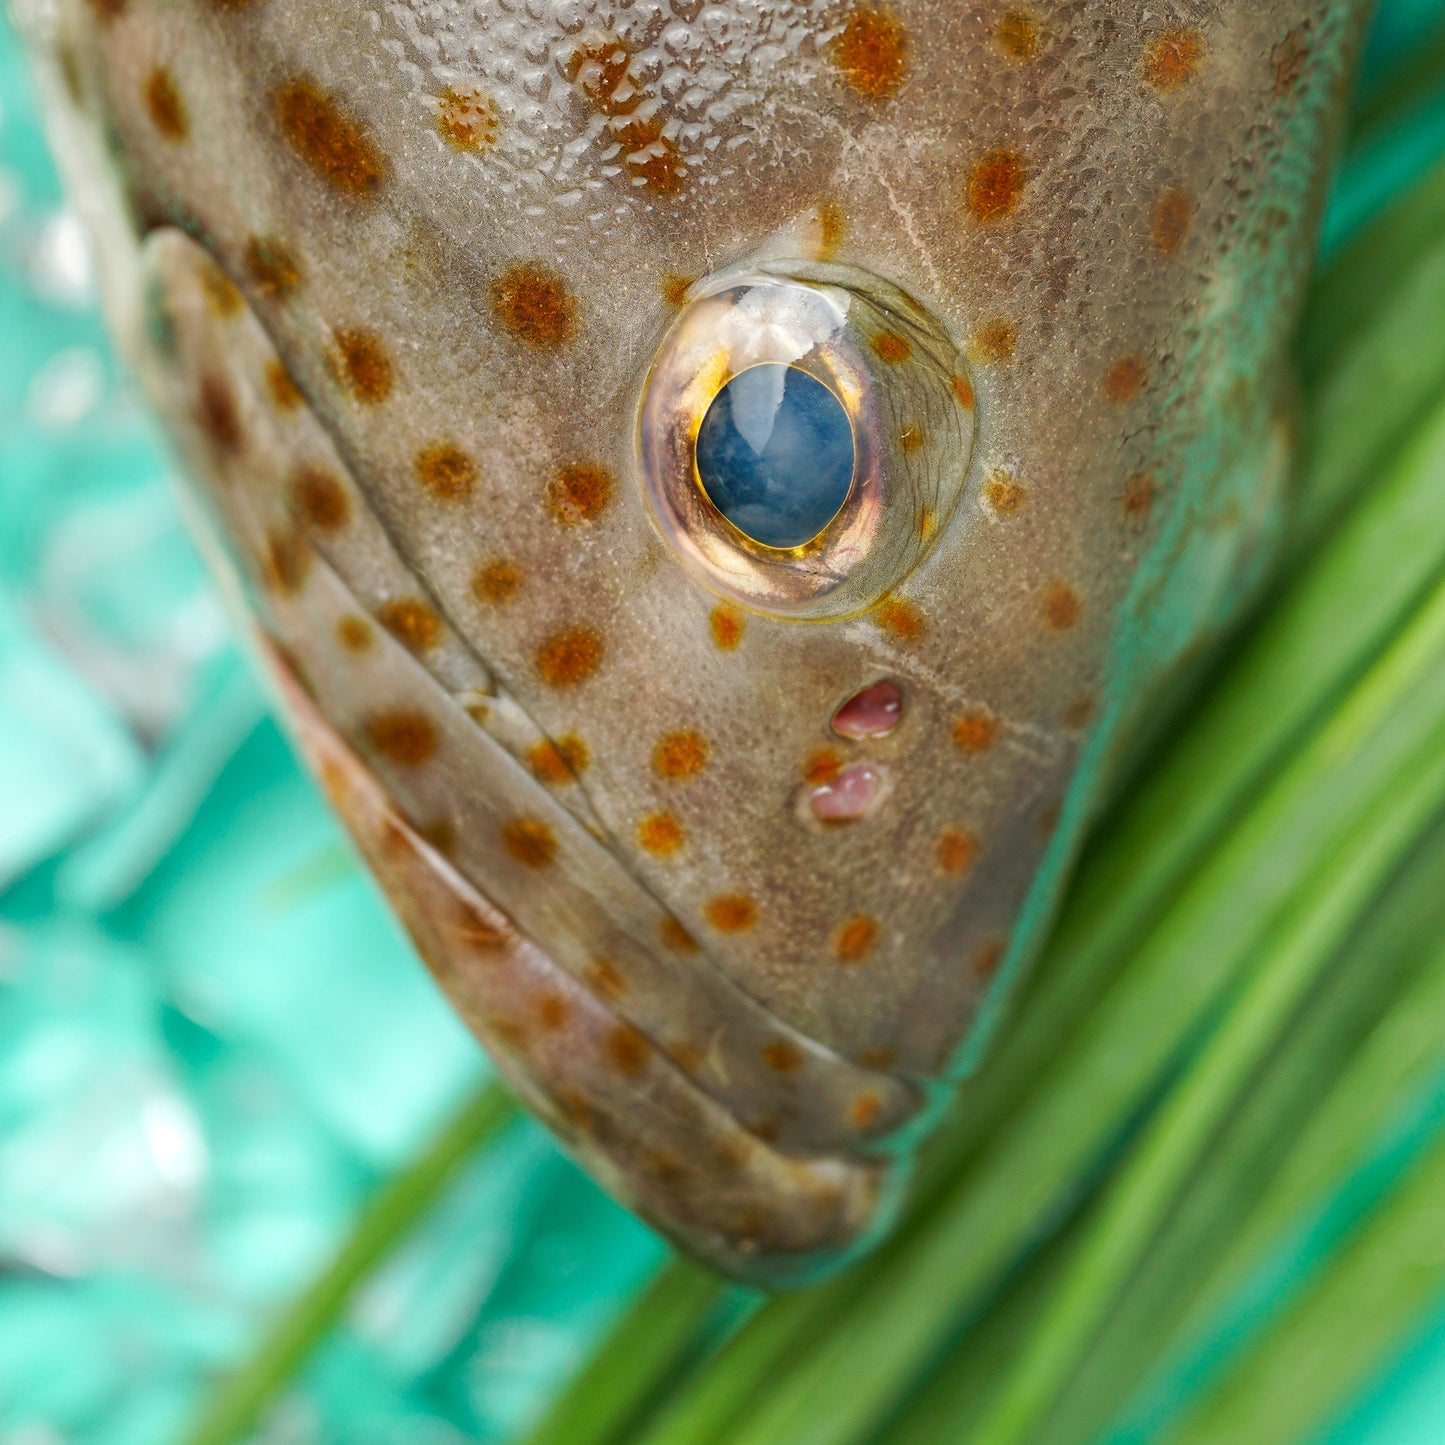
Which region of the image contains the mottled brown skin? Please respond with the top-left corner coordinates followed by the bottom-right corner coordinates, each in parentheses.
top-left (19, 0), bottom-right (1367, 1283)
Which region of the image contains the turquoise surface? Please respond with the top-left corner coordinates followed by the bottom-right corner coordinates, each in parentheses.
top-left (0, 6), bottom-right (1443, 1443)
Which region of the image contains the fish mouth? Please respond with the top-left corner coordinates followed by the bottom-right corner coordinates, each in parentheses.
top-left (265, 637), bottom-right (904, 1286)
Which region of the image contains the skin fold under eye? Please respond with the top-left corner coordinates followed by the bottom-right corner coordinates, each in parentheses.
top-left (638, 259), bottom-right (976, 619)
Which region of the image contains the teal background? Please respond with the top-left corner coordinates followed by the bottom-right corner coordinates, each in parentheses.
top-left (0, 6), bottom-right (1443, 1442)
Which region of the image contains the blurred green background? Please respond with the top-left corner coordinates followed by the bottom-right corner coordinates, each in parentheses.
top-left (4, 5), bottom-right (1445, 1443)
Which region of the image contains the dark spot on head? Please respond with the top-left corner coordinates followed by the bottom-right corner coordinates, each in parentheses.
top-left (936, 827), bottom-right (980, 874)
top-left (266, 359), bottom-right (302, 410)
top-left (290, 464), bottom-right (349, 530)
top-left (378, 597), bottom-right (441, 654)
top-left (535, 992), bottom-right (570, 1031)
top-left (1151, 190), bottom-right (1192, 256)
top-left (974, 937), bottom-right (1007, 983)
top-left (569, 34), bottom-right (641, 117)
top-left (876, 597), bottom-right (924, 641)
top-left (144, 68), bottom-right (187, 141)
top-left (418, 818), bottom-right (458, 858)
top-left (437, 85), bottom-right (499, 151)
top-left (245, 235), bottom-right (301, 297)
top-left (502, 816), bottom-right (557, 868)
top-left (973, 317), bottom-right (1016, 363)
top-left (413, 442), bottom-right (475, 502)
top-left (197, 374), bottom-right (243, 454)
top-left (365, 709), bottom-right (438, 766)
top-left (967, 151), bottom-right (1027, 222)
top-left (638, 812), bottom-right (685, 856)
top-left (1063, 693), bottom-right (1094, 730)
top-left (548, 463), bottom-right (613, 523)
top-left (659, 916), bottom-right (699, 953)
top-left (1104, 356), bottom-right (1147, 404)
top-left (710, 605), bottom-right (744, 651)
top-left (1144, 30), bottom-right (1204, 91)
top-left (996, 13), bottom-right (1041, 59)
top-left (953, 707), bottom-right (999, 753)
top-left (536, 626), bottom-right (603, 686)
top-left (263, 528), bottom-right (310, 596)
top-left (491, 263), bottom-right (576, 347)
top-left (654, 729), bottom-right (709, 779)
top-left (332, 329), bottom-right (392, 403)
top-left (336, 614), bottom-right (373, 652)
top-left (835, 915), bottom-right (879, 964)
top-left (1122, 471), bottom-right (1158, 522)
top-left (1043, 581), bottom-right (1081, 632)
top-left (274, 78), bottom-right (384, 196)
top-left (762, 1039), bottom-right (805, 1073)
top-left (832, 7), bottom-right (908, 99)
top-left (1273, 29), bottom-right (1308, 96)
top-left (605, 1023), bottom-right (650, 1077)
top-left (985, 473), bottom-right (1026, 514)
top-left (872, 331), bottom-right (911, 364)
top-left (661, 273), bottom-right (695, 307)
top-left (88, 0), bottom-right (126, 20)
top-left (705, 894), bottom-right (757, 933)
top-left (472, 558), bottom-right (521, 605)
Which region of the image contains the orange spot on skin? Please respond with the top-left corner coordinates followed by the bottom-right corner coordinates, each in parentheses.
top-left (1123, 471), bottom-right (1158, 521)
top-left (710, 605), bottom-right (744, 651)
top-left (762, 1039), bottom-right (805, 1073)
top-left (265, 360), bottom-right (302, 411)
top-left (705, 894), bottom-right (757, 933)
top-left (654, 729), bottom-right (709, 779)
top-left (1273, 30), bottom-right (1308, 96)
top-left (967, 150), bottom-right (1027, 223)
top-left (567, 35), bottom-right (687, 194)
top-left (661, 273), bottom-right (694, 307)
top-left (436, 85), bottom-right (498, 151)
top-left (659, 917), bottom-right (699, 954)
top-left (974, 937), bottom-right (1007, 983)
top-left (88, 0), bottom-right (126, 17)
top-left (472, 558), bottom-right (520, 605)
top-left (936, 827), bottom-right (980, 874)
top-left (876, 597), bottom-right (924, 641)
top-left (953, 374), bottom-right (976, 410)
top-left (1063, 693), bottom-right (1094, 730)
top-left (274, 78), bottom-right (384, 196)
top-left (535, 992), bottom-right (570, 1031)
top-left (144, 68), bottom-right (187, 140)
top-left (290, 464), bottom-right (349, 531)
top-left (419, 818), bottom-right (458, 858)
top-left (1043, 581), bottom-right (1082, 632)
top-left (953, 707), bottom-right (999, 753)
top-left (336, 614), bottom-right (373, 652)
top-left (529, 735), bottom-right (589, 784)
top-left (548, 463), bottom-right (613, 523)
top-left (333, 329), bottom-right (392, 403)
top-left (536, 626), bottom-right (603, 686)
top-left (1151, 189), bottom-right (1192, 256)
top-left (413, 443), bottom-right (476, 502)
top-left (973, 317), bottom-right (1016, 362)
top-left (378, 597), bottom-right (441, 654)
top-left (491, 262), bottom-right (576, 346)
top-left (985, 473), bottom-right (1026, 514)
top-left (835, 916), bottom-right (880, 964)
top-left (668, 1039), bottom-right (705, 1074)
top-left (873, 331), bottom-right (911, 364)
top-left (900, 426), bottom-right (923, 452)
top-left (638, 812), bottom-right (685, 857)
top-left (200, 266), bottom-right (242, 317)
top-left (197, 374), bottom-right (242, 453)
top-left (816, 201), bottom-right (847, 257)
top-left (616, 113), bottom-right (687, 194)
top-left (1104, 356), bottom-right (1147, 404)
top-left (804, 749), bottom-right (843, 786)
top-left (586, 957), bottom-right (628, 1000)
top-left (1144, 30), bottom-right (1204, 92)
top-left (606, 1024), bottom-right (650, 1076)
top-left (995, 12), bottom-right (1041, 59)
top-left (502, 816), bottom-right (557, 868)
top-left (245, 235), bottom-right (301, 297)
top-left (850, 1092), bottom-right (884, 1129)
top-left (918, 508), bottom-right (937, 540)
top-left (860, 1045), bottom-right (898, 1070)
top-left (453, 900), bottom-right (509, 951)
top-left (262, 529), bottom-right (309, 596)
top-left (365, 710), bottom-right (438, 767)
top-left (832, 7), bottom-right (908, 99)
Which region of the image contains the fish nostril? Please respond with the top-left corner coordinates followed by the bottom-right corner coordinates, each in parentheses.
top-left (808, 761), bottom-right (888, 824)
top-left (832, 680), bottom-right (903, 739)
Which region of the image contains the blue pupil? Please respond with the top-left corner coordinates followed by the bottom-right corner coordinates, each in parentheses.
top-left (695, 364), bottom-right (855, 549)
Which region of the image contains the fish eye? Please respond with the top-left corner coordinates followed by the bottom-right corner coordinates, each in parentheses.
top-left (638, 260), bottom-right (975, 618)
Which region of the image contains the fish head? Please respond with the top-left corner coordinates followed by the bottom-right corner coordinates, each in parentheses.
top-left (21, 0), bottom-right (1366, 1282)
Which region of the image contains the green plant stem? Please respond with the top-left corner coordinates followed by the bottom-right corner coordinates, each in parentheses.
top-left (180, 1080), bottom-right (516, 1445)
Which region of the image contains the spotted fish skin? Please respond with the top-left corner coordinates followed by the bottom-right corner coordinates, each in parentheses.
top-left (18, 0), bottom-right (1367, 1282)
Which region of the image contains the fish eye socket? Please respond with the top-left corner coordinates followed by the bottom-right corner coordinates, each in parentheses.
top-left (638, 259), bottom-right (975, 618)
top-left (695, 364), bottom-right (856, 551)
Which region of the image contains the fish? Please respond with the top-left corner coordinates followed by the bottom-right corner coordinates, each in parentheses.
top-left (15, 0), bottom-right (1369, 1285)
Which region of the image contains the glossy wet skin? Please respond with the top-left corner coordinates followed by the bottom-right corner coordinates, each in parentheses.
top-left (19, 0), bottom-right (1367, 1282)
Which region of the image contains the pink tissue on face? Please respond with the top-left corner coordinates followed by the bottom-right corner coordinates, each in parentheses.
top-left (832, 681), bottom-right (902, 739)
top-left (810, 762), bottom-right (886, 823)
